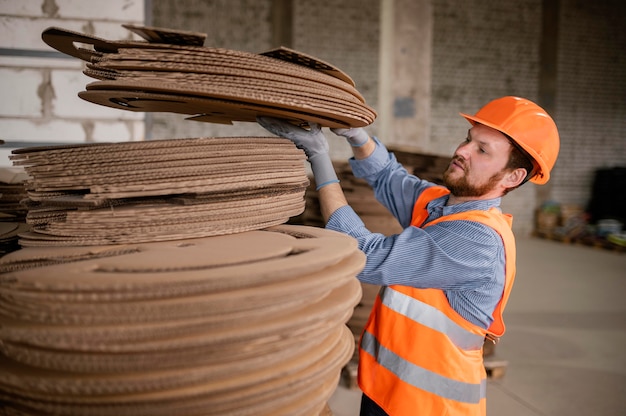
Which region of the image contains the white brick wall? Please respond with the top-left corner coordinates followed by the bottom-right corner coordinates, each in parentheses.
top-left (148, 0), bottom-right (274, 140)
top-left (0, 0), bottom-right (146, 167)
top-left (430, 0), bottom-right (626, 233)
top-left (4, 0), bottom-right (622, 234)
top-left (0, 68), bottom-right (43, 117)
top-left (552, 0), bottom-right (626, 209)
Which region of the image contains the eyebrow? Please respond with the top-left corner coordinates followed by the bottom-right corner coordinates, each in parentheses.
top-left (468, 130), bottom-right (494, 150)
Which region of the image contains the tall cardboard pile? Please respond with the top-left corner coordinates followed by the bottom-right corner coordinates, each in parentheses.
top-left (0, 225), bottom-right (363, 415)
top-left (0, 25), bottom-right (375, 415)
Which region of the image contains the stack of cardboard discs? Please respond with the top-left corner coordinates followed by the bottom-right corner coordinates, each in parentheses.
top-left (41, 26), bottom-right (376, 128)
top-left (0, 225), bottom-right (365, 415)
top-left (10, 137), bottom-right (309, 247)
top-left (0, 24), bottom-right (375, 415)
top-left (0, 167), bottom-right (31, 256)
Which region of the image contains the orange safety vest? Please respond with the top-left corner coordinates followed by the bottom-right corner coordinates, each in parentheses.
top-left (358, 186), bottom-right (516, 416)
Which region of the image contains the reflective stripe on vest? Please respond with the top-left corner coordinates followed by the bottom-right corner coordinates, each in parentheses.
top-left (379, 286), bottom-right (485, 351)
top-left (361, 330), bottom-right (487, 404)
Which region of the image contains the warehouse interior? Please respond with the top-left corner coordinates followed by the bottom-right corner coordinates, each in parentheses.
top-left (0, 0), bottom-right (625, 415)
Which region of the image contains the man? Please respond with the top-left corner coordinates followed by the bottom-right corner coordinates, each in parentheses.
top-left (258, 96), bottom-right (559, 416)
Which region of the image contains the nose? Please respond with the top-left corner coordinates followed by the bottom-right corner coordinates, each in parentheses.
top-left (455, 141), bottom-right (470, 159)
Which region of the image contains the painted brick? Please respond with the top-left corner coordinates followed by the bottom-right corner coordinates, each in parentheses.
top-left (0, 68), bottom-right (43, 117)
top-left (0, 16), bottom-right (51, 49)
top-left (431, 0), bottom-right (542, 157)
top-left (151, 0), bottom-right (271, 52)
top-left (0, 149), bottom-right (14, 168)
top-left (0, 1), bottom-right (42, 17)
top-left (0, 0), bottom-right (143, 21)
top-left (0, 1), bottom-right (148, 167)
top-left (53, 0), bottom-right (144, 21)
top-left (93, 120), bottom-right (145, 142)
top-left (0, 17), bottom-right (143, 50)
top-left (552, 0), bottom-right (626, 209)
top-left (294, 0), bottom-right (380, 109)
top-left (50, 69), bottom-right (143, 120)
top-left (0, 119), bottom-right (86, 142)
top-left (0, 55), bottom-right (83, 70)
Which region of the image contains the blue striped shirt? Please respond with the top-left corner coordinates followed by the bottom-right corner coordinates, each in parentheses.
top-left (326, 138), bottom-right (506, 329)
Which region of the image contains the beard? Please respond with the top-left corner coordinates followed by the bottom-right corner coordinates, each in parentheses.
top-left (443, 159), bottom-right (505, 197)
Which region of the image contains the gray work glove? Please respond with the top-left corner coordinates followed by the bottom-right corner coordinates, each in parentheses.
top-left (331, 127), bottom-right (370, 147)
top-left (257, 117), bottom-right (339, 190)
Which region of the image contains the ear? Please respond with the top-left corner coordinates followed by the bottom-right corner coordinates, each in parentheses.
top-left (502, 168), bottom-right (527, 188)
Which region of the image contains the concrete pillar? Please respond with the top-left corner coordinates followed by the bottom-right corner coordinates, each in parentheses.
top-left (271, 0), bottom-right (293, 48)
top-left (536, 0), bottom-right (560, 206)
top-left (378, 0), bottom-right (433, 149)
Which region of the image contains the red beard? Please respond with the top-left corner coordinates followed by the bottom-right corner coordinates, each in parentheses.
top-left (443, 158), bottom-right (504, 197)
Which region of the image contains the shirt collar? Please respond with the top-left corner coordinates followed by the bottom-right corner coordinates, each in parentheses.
top-left (427, 194), bottom-right (502, 219)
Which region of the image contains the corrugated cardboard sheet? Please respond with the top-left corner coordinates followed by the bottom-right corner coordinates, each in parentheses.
top-left (42, 26), bottom-right (377, 128)
top-left (10, 137), bottom-right (309, 246)
top-left (0, 225), bottom-right (365, 415)
top-left (0, 25), bottom-right (371, 415)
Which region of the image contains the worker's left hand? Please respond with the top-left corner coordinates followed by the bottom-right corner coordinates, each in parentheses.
top-left (257, 117), bottom-right (339, 189)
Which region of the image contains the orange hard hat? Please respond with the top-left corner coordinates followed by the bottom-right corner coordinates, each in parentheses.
top-left (460, 96), bottom-right (560, 184)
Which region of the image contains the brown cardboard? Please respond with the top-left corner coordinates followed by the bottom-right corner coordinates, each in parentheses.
top-left (0, 225), bottom-right (363, 415)
top-left (40, 25), bottom-right (377, 128)
top-left (8, 138), bottom-right (311, 245)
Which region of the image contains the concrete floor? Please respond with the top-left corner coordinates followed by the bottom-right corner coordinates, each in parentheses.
top-left (327, 236), bottom-right (626, 416)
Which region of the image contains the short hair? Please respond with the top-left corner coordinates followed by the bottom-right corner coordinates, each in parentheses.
top-left (503, 135), bottom-right (535, 194)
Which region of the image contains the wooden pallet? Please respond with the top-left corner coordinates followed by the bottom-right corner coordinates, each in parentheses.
top-left (484, 359), bottom-right (509, 379)
top-left (534, 230), bottom-right (625, 253)
top-left (340, 361), bottom-right (360, 390)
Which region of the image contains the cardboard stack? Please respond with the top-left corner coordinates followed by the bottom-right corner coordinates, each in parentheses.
top-left (42, 26), bottom-right (376, 129)
top-left (0, 225), bottom-right (364, 415)
top-left (10, 137), bottom-right (309, 246)
top-left (0, 25), bottom-right (376, 415)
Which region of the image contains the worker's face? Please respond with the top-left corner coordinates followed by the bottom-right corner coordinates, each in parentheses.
top-left (443, 124), bottom-right (513, 198)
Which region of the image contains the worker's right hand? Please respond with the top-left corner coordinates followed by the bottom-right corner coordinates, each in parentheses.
top-left (257, 117), bottom-right (339, 190)
top-left (331, 127), bottom-right (370, 147)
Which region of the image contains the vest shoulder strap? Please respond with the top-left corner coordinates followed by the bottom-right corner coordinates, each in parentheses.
top-left (411, 186), bottom-right (450, 227)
